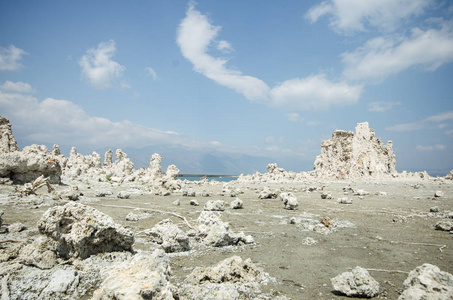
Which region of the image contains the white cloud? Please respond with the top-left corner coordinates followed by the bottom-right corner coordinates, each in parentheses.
top-left (305, 0), bottom-right (433, 34)
top-left (217, 40), bottom-right (233, 52)
top-left (386, 110), bottom-right (453, 132)
top-left (146, 67), bottom-right (158, 80)
top-left (0, 45), bottom-right (28, 71)
top-left (177, 4), bottom-right (270, 102)
top-left (368, 101), bottom-right (401, 112)
top-left (270, 75), bottom-right (362, 110)
top-left (0, 87), bottom-right (194, 149)
top-left (0, 81), bottom-right (34, 94)
top-left (416, 144), bottom-right (446, 151)
top-left (342, 21), bottom-right (453, 80)
top-left (177, 4), bottom-right (362, 110)
top-left (79, 40), bottom-right (126, 89)
top-left (287, 113), bottom-right (303, 122)
top-left (445, 129), bottom-right (453, 137)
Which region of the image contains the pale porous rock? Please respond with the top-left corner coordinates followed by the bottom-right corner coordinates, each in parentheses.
top-left (92, 249), bottom-right (174, 300)
top-left (314, 122), bottom-right (396, 179)
top-left (110, 149), bottom-right (135, 180)
top-left (0, 144), bottom-right (62, 184)
top-left (149, 153), bottom-right (163, 179)
top-left (204, 200), bottom-right (225, 211)
top-left (331, 266), bottom-right (380, 298)
top-left (435, 190), bottom-right (444, 197)
top-left (145, 219), bottom-right (190, 253)
top-left (38, 202), bottom-right (134, 259)
top-left (398, 264), bottom-right (453, 300)
top-left (258, 186), bottom-right (279, 199)
top-left (279, 192), bottom-right (299, 210)
top-left (445, 170), bottom-right (453, 180)
top-left (338, 197), bottom-right (353, 204)
top-left (0, 263), bottom-right (100, 300)
top-left (435, 220), bottom-right (453, 231)
top-left (230, 198), bottom-right (243, 209)
top-left (190, 199), bottom-right (199, 206)
top-left (103, 148), bottom-right (113, 167)
top-left (0, 115), bottom-right (19, 154)
top-left (117, 190), bottom-right (131, 199)
top-left (195, 211), bottom-right (254, 247)
top-left (17, 236), bottom-right (58, 269)
top-left (178, 256), bottom-right (283, 300)
top-left (237, 163), bottom-right (314, 183)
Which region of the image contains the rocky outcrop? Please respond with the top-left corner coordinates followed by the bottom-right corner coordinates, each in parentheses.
top-left (194, 211), bottom-right (254, 247)
top-left (38, 202), bottom-right (134, 259)
top-left (314, 122), bottom-right (396, 179)
top-left (178, 256), bottom-right (283, 300)
top-left (398, 264), bottom-right (453, 300)
top-left (0, 116), bottom-right (19, 154)
top-left (445, 170), bottom-right (453, 180)
top-left (92, 250), bottom-right (174, 300)
top-left (331, 266), bottom-right (380, 297)
top-left (0, 144), bottom-right (62, 184)
top-left (145, 219), bottom-right (190, 253)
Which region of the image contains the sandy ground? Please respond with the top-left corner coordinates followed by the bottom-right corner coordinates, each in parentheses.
top-left (1, 178), bottom-right (452, 299)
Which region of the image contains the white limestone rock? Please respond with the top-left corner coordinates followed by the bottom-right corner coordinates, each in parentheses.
top-left (331, 266), bottom-right (380, 298)
top-left (314, 122), bottom-right (396, 179)
top-left (145, 219), bottom-right (190, 253)
top-left (279, 192), bottom-right (299, 210)
top-left (38, 202), bottom-right (134, 259)
top-left (435, 191), bottom-right (444, 197)
top-left (195, 211), bottom-right (254, 247)
top-left (0, 116), bottom-right (19, 154)
top-left (204, 200), bottom-right (225, 211)
top-left (230, 198), bottom-right (243, 209)
top-left (398, 264), bottom-right (453, 300)
top-left (0, 144), bottom-right (62, 184)
top-left (92, 249), bottom-right (174, 300)
top-left (435, 220), bottom-right (453, 231)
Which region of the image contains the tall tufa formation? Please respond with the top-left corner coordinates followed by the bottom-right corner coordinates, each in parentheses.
top-left (314, 122), bottom-right (396, 179)
top-left (0, 116), bottom-right (20, 154)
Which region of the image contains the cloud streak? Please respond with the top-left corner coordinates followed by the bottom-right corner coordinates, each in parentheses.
top-left (305, 0), bottom-right (433, 34)
top-left (387, 110), bottom-right (453, 132)
top-left (342, 21), bottom-right (453, 80)
top-left (177, 4), bottom-right (362, 111)
top-left (79, 40), bottom-right (126, 89)
top-left (0, 45), bottom-right (28, 71)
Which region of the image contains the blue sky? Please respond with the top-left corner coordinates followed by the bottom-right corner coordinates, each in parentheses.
top-left (0, 0), bottom-right (452, 175)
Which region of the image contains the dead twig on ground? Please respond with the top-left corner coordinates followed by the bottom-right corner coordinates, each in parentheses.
top-left (374, 236), bottom-right (447, 252)
top-left (94, 203), bottom-right (194, 229)
top-left (0, 239), bottom-right (25, 244)
top-left (348, 268), bottom-right (409, 275)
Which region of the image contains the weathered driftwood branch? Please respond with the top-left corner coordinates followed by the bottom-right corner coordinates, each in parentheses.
top-left (0, 239), bottom-right (25, 244)
top-left (94, 203), bottom-right (194, 229)
top-left (15, 175), bottom-right (54, 196)
top-left (348, 267), bottom-right (409, 274)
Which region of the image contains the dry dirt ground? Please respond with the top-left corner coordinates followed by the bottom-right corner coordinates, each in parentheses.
top-left (1, 178), bottom-right (452, 299)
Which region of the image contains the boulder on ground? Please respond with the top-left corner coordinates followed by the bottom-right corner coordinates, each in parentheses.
top-left (331, 266), bottom-right (380, 298)
top-left (204, 200), bottom-right (225, 211)
top-left (230, 198), bottom-right (243, 209)
top-left (145, 219), bottom-right (190, 253)
top-left (186, 256), bottom-right (268, 285)
top-left (398, 264), bottom-right (453, 300)
top-left (18, 236), bottom-right (58, 269)
top-left (38, 202), bottom-right (134, 259)
top-left (92, 249), bottom-right (174, 300)
top-left (435, 191), bottom-right (444, 197)
top-left (279, 192), bottom-right (299, 210)
top-left (195, 211), bottom-right (254, 247)
top-left (435, 220), bottom-right (453, 231)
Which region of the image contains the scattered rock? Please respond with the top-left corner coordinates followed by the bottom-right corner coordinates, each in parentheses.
top-left (331, 266), bottom-right (380, 298)
top-left (279, 192), bottom-right (298, 210)
top-left (435, 220), bottom-right (453, 231)
top-left (92, 249), bottom-right (174, 300)
top-left (435, 191), bottom-right (444, 197)
top-left (398, 264), bottom-right (453, 300)
top-left (117, 191), bottom-right (131, 199)
top-left (18, 236), bottom-right (58, 269)
top-left (301, 237), bottom-right (317, 246)
top-left (195, 211), bottom-right (254, 247)
top-left (38, 202), bottom-right (134, 259)
top-left (321, 192), bottom-right (333, 199)
top-left (173, 199), bottom-right (180, 206)
top-left (145, 219), bottom-right (190, 253)
top-left (7, 222), bottom-right (26, 233)
top-left (230, 198), bottom-right (243, 209)
top-left (204, 200), bottom-right (225, 211)
top-left (338, 197), bottom-right (353, 204)
top-left (190, 199), bottom-right (199, 206)
top-left (430, 206), bottom-right (440, 213)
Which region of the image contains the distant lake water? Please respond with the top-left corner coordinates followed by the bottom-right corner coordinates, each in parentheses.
top-left (178, 175), bottom-right (238, 182)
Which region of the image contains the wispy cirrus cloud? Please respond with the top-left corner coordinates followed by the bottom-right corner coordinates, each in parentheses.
top-left (416, 144), bottom-right (446, 151)
top-left (0, 80), bottom-right (34, 94)
top-left (342, 21), bottom-right (453, 81)
top-left (0, 45), bottom-right (28, 71)
top-left (177, 3), bottom-right (362, 111)
top-left (305, 0), bottom-right (433, 34)
top-left (146, 67), bottom-right (158, 80)
top-left (387, 110), bottom-right (453, 132)
top-left (79, 40), bottom-right (126, 89)
top-left (368, 101), bottom-right (401, 112)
